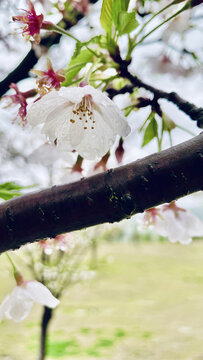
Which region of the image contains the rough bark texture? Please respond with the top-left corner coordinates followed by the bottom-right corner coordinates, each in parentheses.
top-left (112, 53), bottom-right (203, 129)
top-left (0, 133), bottom-right (202, 254)
top-left (108, 80), bottom-right (203, 128)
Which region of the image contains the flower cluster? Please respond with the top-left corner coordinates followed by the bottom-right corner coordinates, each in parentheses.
top-left (162, 11), bottom-right (191, 44)
top-left (39, 233), bottom-right (75, 255)
top-left (144, 201), bottom-right (203, 245)
top-left (27, 85), bottom-right (130, 160)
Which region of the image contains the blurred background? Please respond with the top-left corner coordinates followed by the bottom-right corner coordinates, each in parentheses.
top-left (0, 0), bottom-right (203, 359)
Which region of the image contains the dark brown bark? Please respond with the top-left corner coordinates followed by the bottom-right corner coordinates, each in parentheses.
top-left (39, 306), bottom-right (53, 360)
top-left (0, 133), bottom-right (202, 254)
top-left (110, 52), bottom-right (203, 128)
top-left (191, 0), bottom-right (203, 6)
top-left (126, 74), bottom-right (203, 128)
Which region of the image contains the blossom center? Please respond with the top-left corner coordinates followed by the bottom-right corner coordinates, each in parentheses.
top-left (70, 95), bottom-right (95, 130)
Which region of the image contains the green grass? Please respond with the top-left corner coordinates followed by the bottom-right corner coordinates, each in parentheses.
top-left (1, 241), bottom-right (203, 359)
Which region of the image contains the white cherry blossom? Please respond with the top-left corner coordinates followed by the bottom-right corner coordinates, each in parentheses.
top-left (0, 280), bottom-right (59, 322)
top-left (144, 202), bottom-right (203, 245)
top-left (27, 85), bottom-right (130, 160)
top-left (162, 11), bottom-right (191, 44)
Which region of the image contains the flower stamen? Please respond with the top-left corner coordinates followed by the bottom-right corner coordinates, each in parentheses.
top-left (70, 95), bottom-right (95, 131)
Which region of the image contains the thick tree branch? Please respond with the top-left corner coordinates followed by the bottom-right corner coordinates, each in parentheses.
top-left (0, 133), bottom-right (202, 254)
top-left (110, 53), bottom-right (203, 128)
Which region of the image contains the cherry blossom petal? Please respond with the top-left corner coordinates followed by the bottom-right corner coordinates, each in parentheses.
top-left (153, 206), bottom-right (203, 245)
top-left (76, 109), bottom-right (115, 159)
top-left (98, 103), bottom-right (130, 137)
top-left (28, 91), bottom-right (69, 126)
top-left (0, 295), bottom-right (11, 322)
top-left (59, 86), bottom-right (89, 103)
top-left (41, 104), bottom-right (71, 143)
top-left (25, 281), bottom-right (59, 308)
top-left (0, 287), bottom-right (33, 322)
top-left (178, 211), bottom-right (203, 237)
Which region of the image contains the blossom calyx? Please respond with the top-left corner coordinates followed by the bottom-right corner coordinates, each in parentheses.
top-left (115, 137), bottom-right (124, 164)
top-left (72, 155), bottom-right (83, 173)
top-left (94, 152), bottom-right (110, 171)
top-left (3, 83), bottom-right (37, 125)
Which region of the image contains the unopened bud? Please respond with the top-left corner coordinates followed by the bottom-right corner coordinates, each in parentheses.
top-left (72, 155), bottom-right (83, 173)
top-left (115, 138), bottom-right (124, 164)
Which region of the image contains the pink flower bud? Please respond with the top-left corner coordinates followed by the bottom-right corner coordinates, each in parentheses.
top-left (115, 137), bottom-right (124, 164)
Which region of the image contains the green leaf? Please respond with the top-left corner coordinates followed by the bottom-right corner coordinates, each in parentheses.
top-left (0, 182), bottom-right (22, 191)
top-left (72, 41), bottom-right (83, 59)
top-left (139, 111), bottom-right (154, 133)
top-left (86, 34), bottom-right (117, 55)
top-left (63, 49), bottom-right (94, 86)
top-left (0, 189), bottom-right (21, 201)
top-left (112, 0), bottom-right (130, 28)
top-left (71, 36), bottom-right (101, 59)
top-left (123, 105), bottom-right (135, 116)
top-left (0, 182), bottom-right (32, 200)
top-left (142, 116), bottom-right (158, 147)
top-left (118, 11), bottom-right (139, 35)
top-left (100, 0), bottom-right (113, 35)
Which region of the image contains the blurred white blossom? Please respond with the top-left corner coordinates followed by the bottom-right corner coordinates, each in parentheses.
top-left (72, 269), bottom-right (96, 282)
top-left (162, 11), bottom-right (191, 44)
top-left (39, 233), bottom-right (75, 255)
top-left (144, 201), bottom-right (203, 245)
